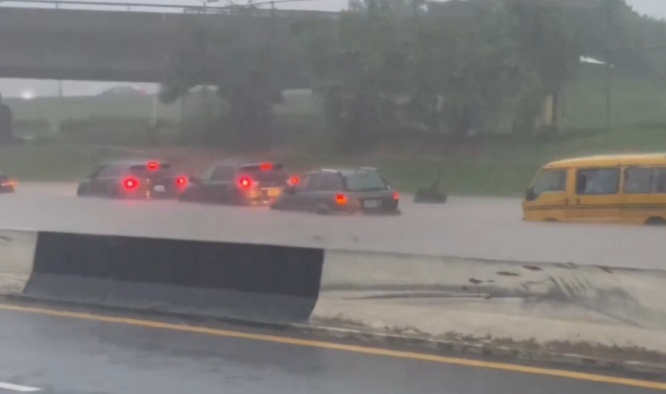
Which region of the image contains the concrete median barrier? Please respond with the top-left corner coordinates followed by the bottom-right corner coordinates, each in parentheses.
top-left (0, 229), bottom-right (37, 294)
top-left (3, 227), bottom-right (665, 369)
top-left (23, 231), bottom-right (324, 323)
top-left (313, 249), bottom-right (666, 353)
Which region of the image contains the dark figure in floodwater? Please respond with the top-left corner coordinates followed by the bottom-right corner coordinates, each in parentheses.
top-left (0, 94), bottom-right (14, 143)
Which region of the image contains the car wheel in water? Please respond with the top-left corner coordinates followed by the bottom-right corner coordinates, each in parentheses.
top-left (76, 185), bottom-right (89, 197)
top-left (316, 205), bottom-right (330, 215)
top-left (107, 186), bottom-right (123, 199)
top-left (646, 217), bottom-right (666, 226)
top-left (179, 189), bottom-right (194, 202)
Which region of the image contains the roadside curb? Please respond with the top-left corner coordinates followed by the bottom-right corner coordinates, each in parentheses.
top-left (3, 294), bottom-right (665, 378)
top-left (292, 322), bottom-right (666, 377)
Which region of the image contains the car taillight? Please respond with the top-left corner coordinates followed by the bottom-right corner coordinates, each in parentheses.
top-left (289, 176), bottom-right (300, 186)
top-left (393, 192), bottom-right (399, 200)
top-left (335, 194), bottom-right (347, 205)
top-left (238, 177), bottom-right (253, 190)
top-left (123, 177), bottom-right (140, 191)
top-left (146, 161), bottom-right (159, 171)
top-left (175, 176), bottom-right (188, 187)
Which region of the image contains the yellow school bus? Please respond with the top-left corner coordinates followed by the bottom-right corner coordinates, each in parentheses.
top-left (522, 154), bottom-right (666, 225)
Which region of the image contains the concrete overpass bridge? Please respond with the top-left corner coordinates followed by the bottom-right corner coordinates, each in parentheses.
top-left (0, 1), bottom-right (336, 85)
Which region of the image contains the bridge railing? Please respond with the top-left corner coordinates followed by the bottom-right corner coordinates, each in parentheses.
top-left (0, 0), bottom-right (339, 17)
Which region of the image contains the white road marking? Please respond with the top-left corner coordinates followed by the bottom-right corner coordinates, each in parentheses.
top-left (0, 382), bottom-right (41, 392)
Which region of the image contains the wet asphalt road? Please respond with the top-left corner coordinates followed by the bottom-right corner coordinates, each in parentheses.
top-left (0, 306), bottom-right (662, 394)
top-left (0, 183), bottom-right (664, 269)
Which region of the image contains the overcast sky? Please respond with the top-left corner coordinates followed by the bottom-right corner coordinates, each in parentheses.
top-left (630, 0), bottom-right (666, 18)
top-left (1, 0), bottom-right (665, 99)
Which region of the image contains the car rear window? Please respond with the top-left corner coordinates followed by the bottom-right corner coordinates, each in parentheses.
top-left (242, 168), bottom-right (289, 183)
top-left (344, 172), bottom-right (389, 191)
top-left (129, 163), bottom-right (175, 177)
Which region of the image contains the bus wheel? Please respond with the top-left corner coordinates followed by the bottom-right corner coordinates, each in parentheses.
top-left (646, 217), bottom-right (666, 226)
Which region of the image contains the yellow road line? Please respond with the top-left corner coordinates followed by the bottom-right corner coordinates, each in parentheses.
top-left (0, 303), bottom-right (664, 391)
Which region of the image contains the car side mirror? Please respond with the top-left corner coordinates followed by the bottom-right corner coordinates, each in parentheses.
top-left (525, 187), bottom-right (537, 201)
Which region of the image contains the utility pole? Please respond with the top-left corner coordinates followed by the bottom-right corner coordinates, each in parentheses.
top-left (605, 0), bottom-right (612, 131)
top-left (199, 0), bottom-right (213, 123)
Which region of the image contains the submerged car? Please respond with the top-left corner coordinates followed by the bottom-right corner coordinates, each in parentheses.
top-left (76, 160), bottom-right (189, 199)
top-left (0, 173), bottom-right (16, 193)
top-left (271, 167), bottom-right (400, 215)
top-left (179, 161), bottom-right (294, 206)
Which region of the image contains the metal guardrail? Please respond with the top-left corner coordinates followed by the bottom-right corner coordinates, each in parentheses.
top-left (0, 0), bottom-right (340, 16)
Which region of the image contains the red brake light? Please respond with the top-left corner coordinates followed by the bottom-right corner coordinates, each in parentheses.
top-left (259, 162), bottom-right (273, 170)
top-left (393, 192), bottom-right (399, 200)
top-left (335, 194), bottom-right (347, 205)
top-left (123, 177), bottom-right (139, 191)
top-left (146, 161), bottom-right (159, 171)
top-left (175, 176), bottom-right (188, 187)
top-left (289, 176), bottom-right (300, 186)
top-left (238, 177), bottom-right (252, 190)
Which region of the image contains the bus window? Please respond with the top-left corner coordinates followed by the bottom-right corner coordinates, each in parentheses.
top-left (624, 167), bottom-right (652, 194)
top-left (576, 168), bottom-right (619, 195)
top-left (655, 168), bottom-right (666, 193)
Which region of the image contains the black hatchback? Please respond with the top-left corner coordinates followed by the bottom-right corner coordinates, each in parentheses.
top-left (179, 161), bottom-right (293, 206)
top-left (76, 160), bottom-right (189, 199)
top-left (271, 167), bottom-right (400, 215)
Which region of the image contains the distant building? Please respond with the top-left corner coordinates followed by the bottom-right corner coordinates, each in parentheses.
top-left (98, 86), bottom-right (148, 97)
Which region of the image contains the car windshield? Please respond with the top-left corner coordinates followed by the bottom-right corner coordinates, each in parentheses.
top-left (344, 172), bottom-right (388, 191)
top-left (531, 169), bottom-right (566, 196)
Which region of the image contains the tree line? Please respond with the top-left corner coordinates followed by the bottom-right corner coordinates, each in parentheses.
top-left (160, 0), bottom-right (665, 150)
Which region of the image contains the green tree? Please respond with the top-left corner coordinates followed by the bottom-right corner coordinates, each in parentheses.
top-left (299, 0), bottom-right (561, 143)
top-left (296, 0), bottom-right (415, 150)
top-left (161, 9), bottom-right (286, 149)
top-left (506, 0), bottom-right (582, 132)
top-left (419, 0), bottom-right (523, 138)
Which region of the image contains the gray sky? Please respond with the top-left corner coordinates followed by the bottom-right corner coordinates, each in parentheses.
top-left (0, 0), bottom-right (664, 98)
top-left (630, 0), bottom-right (666, 18)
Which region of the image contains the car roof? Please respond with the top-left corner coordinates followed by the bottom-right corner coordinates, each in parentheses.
top-left (544, 153), bottom-right (666, 169)
top-left (211, 160), bottom-right (284, 168)
top-left (308, 168), bottom-right (379, 176)
top-left (102, 160), bottom-right (171, 168)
